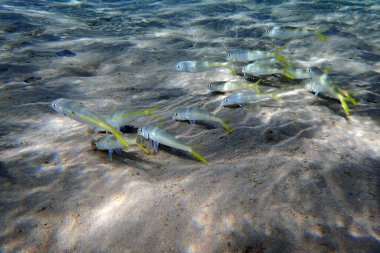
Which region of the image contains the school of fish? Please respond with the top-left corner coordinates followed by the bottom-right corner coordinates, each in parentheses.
top-left (51, 25), bottom-right (358, 163)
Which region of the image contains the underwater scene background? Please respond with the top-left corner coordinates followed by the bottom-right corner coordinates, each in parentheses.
top-left (0, 0), bottom-right (379, 252)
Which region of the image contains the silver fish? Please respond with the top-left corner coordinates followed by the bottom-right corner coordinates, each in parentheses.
top-left (138, 124), bottom-right (206, 163)
top-left (172, 107), bottom-right (233, 133)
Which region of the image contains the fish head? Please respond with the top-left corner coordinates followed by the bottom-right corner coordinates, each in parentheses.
top-left (264, 27), bottom-right (278, 37)
top-left (307, 66), bottom-right (324, 79)
top-left (221, 95), bottom-right (236, 107)
top-left (173, 107), bottom-right (191, 121)
top-left (226, 53), bottom-right (235, 61)
top-left (175, 61), bottom-right (194, 72)
top-left (51, 98), bottom-right (67, 114)
top-left (137, 125), bottom-right (150, 139)
top-left (208, 82), bottom-right (223, 92)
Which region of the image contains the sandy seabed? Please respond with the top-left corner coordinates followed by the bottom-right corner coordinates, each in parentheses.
top-left (0, 1), bottom-right (379, 252)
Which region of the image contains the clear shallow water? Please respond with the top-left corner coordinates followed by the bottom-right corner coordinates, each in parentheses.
top-left (0, 1), bottom-right (379, 252)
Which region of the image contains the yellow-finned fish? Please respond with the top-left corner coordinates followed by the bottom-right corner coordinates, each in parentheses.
top-left (94, 106), bottom-right (162, 132)
top-left (208, 79), bottom-right (262, 94)
top-left (222, 92), bottom-right (284, 107)
top-left (95, 134), bottom-right (137, 161)
top-left (242, 63), bottom-right (296, 79)
top-left (137, 124), bottom-right (206, 163)
top-left (264, 25), bottom-right (330, 42)
top-left (226, 45), bottom-right (289, 63)
top-left (51, 98), bottom-right (149, 153)
top-left (175, 61), bottom-right (237, 75)
top-left (305, 67), bottom-right (358, 117)
top-left (172, 107), bottom-right (233, 134)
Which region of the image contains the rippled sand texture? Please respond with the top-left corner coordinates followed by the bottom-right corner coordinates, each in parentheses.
top-left (0, 0), bottom-right (379, 252)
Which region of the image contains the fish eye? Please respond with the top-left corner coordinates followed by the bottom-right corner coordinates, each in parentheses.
top-left (52, 103), bottom-right (56, 108)
top-left (225, 98), bottom-right (229, 102)
top-left (208, 84), bottom-right (212, 87)
top-left (176, 64), bottom-right (180, 69)
top-left (265, 29), bottom-right (269, 33)
top-left (227, 54), bottom-right (231, 57)
top-left (307, 68), bottom-right (311, 72)
top-left (175, 113), bottom-right (178, 115)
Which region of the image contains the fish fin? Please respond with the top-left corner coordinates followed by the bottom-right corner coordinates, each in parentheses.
top-left (317, 24), bottom-right (332, 33)
top-left (273, 43), bottom-right (289, 54)
top-left (315, 32), bottom-right (328, 42)
top-left (248, 79), bottom-right (262, 93)
top-left (190, 149), bottom-right (207, 163)
top-left (274, 54), bottom-right (288, 62)
top-left (225, 65), bottom-right (238, 75)
top-left (144, 106), bottom-right (165, 121)
top-left (337, 94), bottom-right (351, 117)
top-left (190, 120), bottom-right (196, 125)
top-left (114, 106), bottom-right (163, 121)
top-left (137, 143), bottom-right (150, 154)
top-left (219, 120), bottom-right (233, 134)
top-left (153, 141), bottom-right (159, 153)
top-left (72, 111), bottom-right (130, 149)
top-left (108, 149), bottom-right (113, 161)
top-left (272, 94), bottom-right (285, 102)
top-left (283, 72), bottom-right (296, 79)
top-left (322, 68), bottom-right (331, 74)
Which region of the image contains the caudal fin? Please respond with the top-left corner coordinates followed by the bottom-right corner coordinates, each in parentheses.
top-left (226, 65), bottom-right (238, 75)
top-left (272, 93), bottom-right (285, 102)
top-left (315, 25), bottom-right (330, 42)
top-left (72, 111), bottom-right (130, 149)
top-left (219, 119), bottom-right (233, 134)
top-left (283, 71), bottom-right (296, 79)
top-left (315, 32), bottom-right (328, 42)
top-left (191, 149), bottom-right (207, 163)
top-left (248, 79), bottom-right (262, 93)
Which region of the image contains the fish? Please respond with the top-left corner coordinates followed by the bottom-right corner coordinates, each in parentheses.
top-left (95, 134), bottom-right (137, 161)
top-left (222, 92), bottom-right (284, 107)
top-left (226, 46), bottom-right (288, 63)
top-left (137, 124), bottom-right (206, 163)
top-left (286, 65), bottom-right (310, 79)
top-left (242, 63), bottom-right (296, 79)
top-left (305, 67), bottom-right (358, 117)
top-left (172, 107), bottom-right (233, 134)
top-left (264, 25), bottom-right (330, 42)
top-left (94, 106), bottom-right (162, 132)
top-left (175, 61), bottom-right (237, 75)
top-left (208, 79), bottom-right (262, 94)
top-left (51, 98), bottom-right (149, 153)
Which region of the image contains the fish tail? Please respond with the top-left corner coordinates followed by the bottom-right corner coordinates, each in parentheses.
top-left (315, 32), bottom-right (328, 42)
top-left (72, 111), bottom-right (130, 149)
top-left (191, 149), bottom-right (207, 163)
top-left (145, 106), bottom-right (165, 121)
top-left (219, 119), bottom-right (233, 134)
top-left (136, 143), bottom-right (150, 154)
top-left (225, 65), bottom-right (238, 75)
top-left (115, 106), bottom-right (163, 121)
top-left (315, 25), bottom-right (330, 42)
top-left (337, 94), bottom-right (351, 117)
top-left (283, 71), bottom-right (296, 79)
top-left (249, 79), bottom-right (262, 93)
top-left (275, 54), bottom-right (289, 62)
top-left (272, 93), bottom-right (285, 102)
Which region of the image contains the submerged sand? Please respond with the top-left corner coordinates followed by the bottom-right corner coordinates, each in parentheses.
top-left (0, 1), bottom-right (379, 252)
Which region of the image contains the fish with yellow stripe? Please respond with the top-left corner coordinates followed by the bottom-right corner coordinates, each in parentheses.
top-left (51, 98), bottom-right (149, 154)
top-left (137, 124), bottom-right (206, 163)
top-left (264, 25), bottom-right (330, 42)
top-left (305, 67), bottom-right (358, 117)
top-left (172, 107), bottom-right (233, 134)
